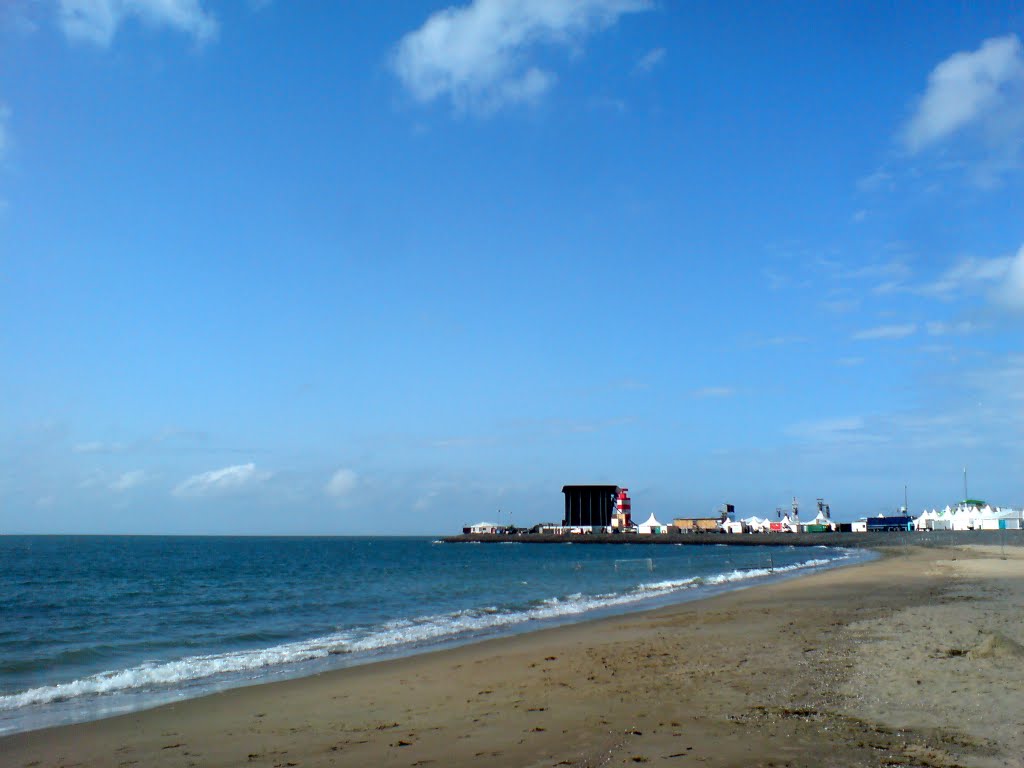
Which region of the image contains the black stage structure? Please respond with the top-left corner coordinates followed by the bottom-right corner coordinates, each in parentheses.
top-left (561, 485), bottom-right (619, 528)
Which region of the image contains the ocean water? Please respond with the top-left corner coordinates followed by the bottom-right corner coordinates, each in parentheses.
top-left (0, 536), bottom-right (868, 735)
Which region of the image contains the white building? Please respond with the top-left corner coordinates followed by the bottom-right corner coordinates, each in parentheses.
top-left (637, 513), bottom-right (668, 534)
top-left (466, 521), bottom-right (501, 534)
top-left (720, 519), bottom-right (745, 534)
top-left (742, 516), bottom-right (772, 533)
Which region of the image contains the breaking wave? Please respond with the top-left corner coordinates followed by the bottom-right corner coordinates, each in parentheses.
top-left (0, 552), bottom-right (847, 713)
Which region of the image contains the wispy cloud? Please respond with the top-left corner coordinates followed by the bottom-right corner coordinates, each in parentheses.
top-left (903, 34), bottom-right (1024, 152)
top-left (919, 254), bottom-right (1013, 298)
top-left (925, 320), bottom-right (984, 336)
top-left (918, 246), bottom-right (1024, 311)
top-left (785, 416), bottom-right (882, 443)
top-left (173, 462), bottom-right (266, 497)
top-left (58, 0), bottom-right (218, 47)
top-left (852, 323), bottom-right (917, 341)
top-left (73, 440), bottom-right (124, 454)
top-left (856, 168), bottom-right (894, 192)
top-left (992, 244), bottom-right (1024, 312)
top-left (109, 470), bottom-right (147, 492)
top-left (71, 428), bottom-right (207, 456)
top-left (635, 46), bottom-right (665, 73)
top-left (325, 468), bottom-right (359, 499)
top-left (391, 0), bottom-right (651, 114)
top-left (836, 357), bottom-right (864, 367)
top-left (902, 34), bottom-right (1024, 183)
top-left (820, 299), bottom-right (860, 315)
top-left (756, 335), bottom-right (808, 347)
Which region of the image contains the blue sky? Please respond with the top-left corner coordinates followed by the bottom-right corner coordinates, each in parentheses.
top-left (1, 0), bottom-right (1022, 534)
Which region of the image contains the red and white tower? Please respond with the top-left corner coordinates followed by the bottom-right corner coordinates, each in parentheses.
top-left (614, 487), bottom-right (632, 527)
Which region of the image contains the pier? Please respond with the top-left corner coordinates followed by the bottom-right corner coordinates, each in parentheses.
top-left (441, 530), bottom-right (1024, 548)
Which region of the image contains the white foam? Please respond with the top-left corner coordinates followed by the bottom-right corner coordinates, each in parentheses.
top-left (0, 551), bottom-right (850, 713)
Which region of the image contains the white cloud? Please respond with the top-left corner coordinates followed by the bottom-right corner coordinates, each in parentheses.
top-left (174, 462), bottom-right (265, 497)
top-left (785, 416), bottom-right (880, 443)
top-left (635, 46), bottom-right (664, 73)
top-left (925, 320), bottom-right (983, 336)
top-left (852, 323), bottom-right (917, 341)
top-left (325, 468), bottom-right (359, 499)
top-left (920, 254), bottom-right (1013, 298)
top-left (110, 470), bottom-right (146, 492)
top-left (73, 440), bottom-right (124, 454)
top-left (920, 247), bottom-right (1024, 311)
top-left (993, 244), bottom-right (1024, 312)
top-left (391, 0), bottom-right (651, 113)
top-left (691, 386), bottom-right (735, 399)
top-left (904, 34), bottom-right (1024, 151)
top-left (857, 168), bottom-right (894, 192)
top-left (58, 0), bottom-right (217, 46)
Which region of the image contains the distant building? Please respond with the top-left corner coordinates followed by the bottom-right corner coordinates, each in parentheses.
top-left (673, 517), bottom-right (720, 532)
top-left (464, 522), bottom-right (500, 534)
top-left (562, 485), bottom-right (619, 528)
top-left (637, 513), bottom-right (668, 534)
top-left (530, 522), bottom-right (561, 534)
top-left (865, 514), bottom-right (914, 532)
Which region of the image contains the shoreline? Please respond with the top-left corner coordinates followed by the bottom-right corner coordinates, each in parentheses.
top-left (5, 543), bottom-right (1022, 767)
top-left (0, 544), bottom-right (867, 738)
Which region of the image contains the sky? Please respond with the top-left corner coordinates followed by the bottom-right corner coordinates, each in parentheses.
top-left (1, 0), bottom-right (1022, 534)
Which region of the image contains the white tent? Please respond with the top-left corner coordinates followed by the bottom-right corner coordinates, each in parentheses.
top-left (809, 510), bottom-right (837, 530)
top-left (742, 516), bottom-right (771, 533)
top-left (915, 503), bottom-right (1024, 531)
top-left (637, 513), bottom-right (668, 534)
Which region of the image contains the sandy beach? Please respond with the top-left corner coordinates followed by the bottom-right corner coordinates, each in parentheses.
top-left (3, 544), bottom-right (1022, 768)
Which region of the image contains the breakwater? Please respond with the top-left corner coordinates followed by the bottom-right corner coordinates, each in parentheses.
top-left (442, 530), bottom-right (1024, 548)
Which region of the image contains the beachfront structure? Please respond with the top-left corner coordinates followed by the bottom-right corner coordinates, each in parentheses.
top-left (616, 488), bottom-right (632, 519)
top-left (742, 516), bottom-right (772, 533)
top-left (611, 511), bottom-right (634, 530)
top-left (673, 517), bottom-right (721, 532)
top-left (801, 509), bottom-right (837, 533)
top-left (866, 514), bottom-right (914, 532)
top-left (914, 502), bottom-right (1023, 531)
top-left (720, 519), bottom-right (745, 534)
top-left (465, 522), bottom-right (501, 534)
top-left (562, 485), bottom-right (620, 529)
top-left (767, 514), bottom-right (801, 533)
top-left (637, 513), bottom-right (668, 534)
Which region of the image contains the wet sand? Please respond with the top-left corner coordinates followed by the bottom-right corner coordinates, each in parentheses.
top-left (4, 545), bottom-right (1022, 767)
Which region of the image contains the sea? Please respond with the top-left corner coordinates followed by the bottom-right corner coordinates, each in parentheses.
top-left (0, 535), bottom-right (871, 736)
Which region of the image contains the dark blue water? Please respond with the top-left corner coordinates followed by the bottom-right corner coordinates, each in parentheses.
top-left (0, 536), bottom-right (867, 735)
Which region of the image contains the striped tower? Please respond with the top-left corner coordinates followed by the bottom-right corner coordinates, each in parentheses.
top-left (615, 487), bottom-right (632, 527)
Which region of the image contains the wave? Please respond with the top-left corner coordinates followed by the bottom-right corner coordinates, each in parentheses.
top-left (0, 552), bottom-right (848, 713)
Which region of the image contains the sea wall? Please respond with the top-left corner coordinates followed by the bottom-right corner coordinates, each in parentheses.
top-left (441, 530), bottom-right (1024, 548)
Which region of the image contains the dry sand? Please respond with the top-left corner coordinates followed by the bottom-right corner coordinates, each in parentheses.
top-left (3, 545), bottom-right (1022, 768)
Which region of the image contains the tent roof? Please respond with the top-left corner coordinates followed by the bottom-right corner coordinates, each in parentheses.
top-left (638, 513), bottom-right (665, 527)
